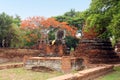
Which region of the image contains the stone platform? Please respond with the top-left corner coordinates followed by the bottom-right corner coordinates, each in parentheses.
top-left (23, 56), bottom-right (83, 73)
top-left (0, 63), bottom-right (23, 70)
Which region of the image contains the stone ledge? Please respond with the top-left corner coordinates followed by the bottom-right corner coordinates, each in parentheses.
top-left (47, 65), bottom-right (113, 80)
top-left (0, 63), bottom-right (23, 70)
top-left (28, 57), bottom-right (80, 60)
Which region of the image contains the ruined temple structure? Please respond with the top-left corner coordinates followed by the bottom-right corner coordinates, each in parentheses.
top-left (24, 30), bottom-right (83, 73)
top-left (38, 29), bottom-right (67, 57)
top-left (75, 26), bottom-right (120, 63)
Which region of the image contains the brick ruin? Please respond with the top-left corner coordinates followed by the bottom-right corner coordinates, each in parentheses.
top-left (37, 39), bottom-right (66, 57)
top-left (24, 29), bottom-right (84, 73)
top-left (35, 29), bottom-right (68, 57)
top-left (116, 41), bottom-right (120, 53)
top-left (75, 26), bottom-right (120, 63)
top-left (24, 25), bottom-right (120, 73)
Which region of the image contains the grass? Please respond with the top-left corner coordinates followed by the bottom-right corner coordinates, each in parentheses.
top-left (0, 68), bottom-right (63, 80)
top-left (1, 63), bottom-right (119, 80)
top-left (97, 66), bottom-right (120, 80)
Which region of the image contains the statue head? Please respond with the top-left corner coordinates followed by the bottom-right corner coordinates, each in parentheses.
top-left (56, 29), bottom-right (65, 40)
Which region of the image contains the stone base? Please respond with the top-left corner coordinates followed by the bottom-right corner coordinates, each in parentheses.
top-left (75, 39), bottom-right (120, 63)
top-left (24, 56), bottom-right (83, 73)
top-left (46, 44), bottom-right (66, 57)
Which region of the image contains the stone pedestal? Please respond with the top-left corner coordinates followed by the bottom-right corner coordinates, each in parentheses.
top-left (46, 44), bottom-right (66, 57)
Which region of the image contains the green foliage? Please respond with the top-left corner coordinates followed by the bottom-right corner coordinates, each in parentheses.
top-left (0, 12), bottom-right (13, 39)
top-left (9, 23), bottom-right (23, 48)
top-left (0, 12), bottom-right (23, 48)
top-left (55, 0), bottom-right (120, 46)
top-left (55, 9), bottom-right (85, 30)
top-left (109, 14), bottom-right (120, 41)
top-left (47, 27), bottom-right (59, 40)
top-left (64, 9), bottom-right (76, 17)
top-left (97, 67), bottom-right (120, 80)
top-left (22, 29), bottom-right (41, 47)
top-left (65, 36), bottom-right (79, 50)
top-left (48, 30), bottom-right (55, 40)
top-left (85, 0), bottom-right (120, 41)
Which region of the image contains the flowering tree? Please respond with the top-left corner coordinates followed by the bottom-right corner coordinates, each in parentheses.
top-left (21, 16), bottom-right (77, 46)
top-left (21, 17), bottom-right (77, 34)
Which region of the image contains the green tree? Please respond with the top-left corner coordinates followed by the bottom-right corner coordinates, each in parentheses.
top-left (64, 9), bottom-right (76, 17)
top-left (48, 27), bottom-right (57, 40)
top-left (21, 28), bottom-right (41, 47)
top-left (0, 12), bottom-right (22, 48)
top-left (55, 10), bottom-right (84, 49)
top-left (55, 10), bottom-right (85, 30)
top-left (85, 0), bottom-right (120, 42)
top-left (65, 36), bottom-right (79, 50)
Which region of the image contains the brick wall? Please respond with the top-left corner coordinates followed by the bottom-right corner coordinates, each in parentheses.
top-left (0, 48), bottom-right (40, 63)
top-left (0, 63), bottom-right (23, 70)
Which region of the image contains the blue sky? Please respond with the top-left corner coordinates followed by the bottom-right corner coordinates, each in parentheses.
top-left (0, 0), bottom-right (91, 19)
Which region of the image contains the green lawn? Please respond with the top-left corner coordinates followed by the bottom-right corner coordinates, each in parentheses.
top-left (97, 66), bottom-right (120, 80)
top-left (0, 68), bottom-right (63, 80)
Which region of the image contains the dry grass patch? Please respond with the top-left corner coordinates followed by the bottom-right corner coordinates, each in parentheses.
top-left (0, 68), bottom-right (63, 80)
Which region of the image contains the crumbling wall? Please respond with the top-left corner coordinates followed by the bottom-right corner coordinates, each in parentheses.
top-left (0, 48), bottom-right (40, 63)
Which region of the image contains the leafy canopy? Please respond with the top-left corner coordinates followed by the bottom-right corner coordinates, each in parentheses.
top-left (85, 0), bottom-right (120, 40)
top-left (0, 12), bottom-right (22, 47)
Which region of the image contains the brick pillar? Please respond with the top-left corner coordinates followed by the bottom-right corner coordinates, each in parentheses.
top-left (23, 55), bottom-right (29, 65)
top-left (59, 45), bottom-right (64, 56)
top-left (46, 45), bottom-right (51, 54)
top-left (61, 56), bottom-right (71, 73)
